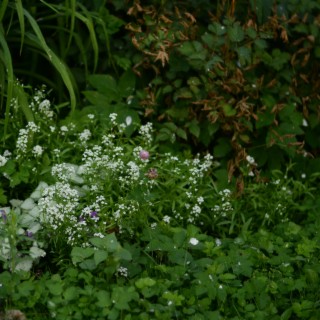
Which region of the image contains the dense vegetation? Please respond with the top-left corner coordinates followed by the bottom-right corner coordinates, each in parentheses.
top-left (0, 1), bottom-right (320, 319)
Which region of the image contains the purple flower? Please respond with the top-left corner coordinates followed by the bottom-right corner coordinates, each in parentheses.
top-left (139, 150), bottom-right (150, 160)
top-left (26, 230), bottom-right (33, 238)
top-left (90, 211), bottom-right (98, 218)
top-left (1, 210), bottom-right (7, 222)
top-left (79, 216), bottom-right (85, 223)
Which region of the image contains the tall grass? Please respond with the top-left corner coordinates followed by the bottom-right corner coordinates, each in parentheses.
top-left (0, 0), bottom-right (123, 144)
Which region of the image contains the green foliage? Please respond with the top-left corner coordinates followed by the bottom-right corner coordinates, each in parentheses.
top-left (1, 219), bottom-right (320, 319)
top-left (123, 0), bottom-right (320, 178)
top-left (0, 2), bottom-right (320, 319)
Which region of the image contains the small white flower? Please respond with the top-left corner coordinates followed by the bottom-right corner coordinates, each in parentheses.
top-left (32, 145), bottom-right (43, 157)
top-left (88, 114), bottom-right (95, 119)
top-left (246, 155), bottom-right (255, 165)
top-left (79, 129), bottom-right (91, 143)
top-left (197, 196), bottom-right (204, 204)
top-left (60, 126), bottom-right (68, 133)
top-left (215, 238), bottom-right (222, 246)
top-left (301, 173), bottom-right (306, 179)
top-left (163, 215), bottom-right (171, 224)
top-left (0, 155), bottom-right (7, 167)
top-left (189, 238), bottom-right (199, 246)
top-left (302, 119), bottom-right (308, 127)
top-left (109, 113), bottom-right (117, 124)
top-left (125, 116), bottom-right (132, 126)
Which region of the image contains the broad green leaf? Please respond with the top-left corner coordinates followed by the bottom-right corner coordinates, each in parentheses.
top-left (135, 277), bottom-right (156, 289)
top-left (46, 281), bottom-right (63, 295)
top-left (88, 74), bottom-right (118, 100)
top-left (71, 247), bottom-right (94, 264)
top-left (188, 120), bottom-right (200, 138)
top-left (95, 290), bottom-right (112, 308)
top-left (111, 286), bottom-right (139, 311)
top-left (63, 286), bottom-right (79, 301)
top-left (118, 69), bottom-right (136, 97)
top-left (213, 138), bottom-right (232, 158)
top-left (115, 247), bottom-right (132, 261)
top-left (82, 90), bottom-right (112, 106)
top-left (176, 128), bottom-right (187, 140)
top-left (79, 259), bottom-right (96, 270)
top-left (94, 250), bottom-right (108, 266)
top-left (89, 233), bottom-right (119, 252)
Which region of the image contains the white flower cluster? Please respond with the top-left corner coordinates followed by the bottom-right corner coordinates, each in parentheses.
top-left (113, 201), bottom-right (139, 224)
top-left (0, 150), bottom-right (11, 167)
top-left (16, 122), bottom-right (40, 158)
top-left (117, 266), bottom-right (128, 277)
top-left (38, 99), bottom-right (54, 119)
top-left (109, 113), bottom-right (118, 125)
top-left (30, 88), bottom-right (54, 119)
top-left (51, 163), bottom-right (76, 182)
top-left (186, 154), bottom-right (213, 184)
top-left (139, 122), bottom-right (153, 145)
top-left (79, 129), bottom-right (92, 145)
top-left (32, 145), bottom-right (43, 158)
top-left (212, 189), bottom-right (233, 218)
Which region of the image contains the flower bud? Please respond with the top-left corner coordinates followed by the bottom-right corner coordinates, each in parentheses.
top-left (139, 150), bottom-right (150, 160)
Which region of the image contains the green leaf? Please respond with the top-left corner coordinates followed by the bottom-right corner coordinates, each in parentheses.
top-left (222, 104), bottom-right (236, 117)
top-left (176, 128), bottom-right (187, 140)
top-left (0, 188), bottom-right (7, 205)
top-left (118, 70), bottom-right (136, 98)
top-left (135, 277), bottom-right (156, 289)
top-left (63, 286), bottom-right (79, 301)
top-left (188, 120), bottom-right (200, 138)
top-left (95, 290), bottom-right (112, 308)
top-left (94, 250), bottom-right (108, 266)
top-left (82, 91), bottom-right (112, 106)
top-left (213, 138), bottom-right (232, 158)
top-left (79, 259), bottom-right (96, 270)
top-left (89, 233), bottom-right (119, 252)
top-left (115, 247), bottom-right (132, 261)
top-left (228, 24), bottom-right (244, 42)
top-left (111, 286), bottom-right (139, 311)
top-left (46, 278), bottom-right (63, 296)
top-left (71, 247), bottom-right (94, 264)
top-left (88, 74), bottom-right (118, 96)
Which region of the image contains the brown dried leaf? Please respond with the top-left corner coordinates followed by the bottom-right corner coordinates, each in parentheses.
top-left (154, 49), bottom-right (169, 67)
top-left (184, 12), bottom-right (197, 24)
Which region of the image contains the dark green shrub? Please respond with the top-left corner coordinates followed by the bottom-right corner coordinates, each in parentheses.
top-left (118, 0), bottom-right (320, 182)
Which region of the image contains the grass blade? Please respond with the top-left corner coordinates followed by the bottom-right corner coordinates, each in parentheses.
top-left (23, 8), bottom-right (76, 113)
top-left (76, 3), bottom-right (99, 72)
top-left (0, 26), bottom-right (14, 144)
top-left (0, 0), bottom-right (8, 22)
top-left (15, 0), bottom-right (25, 53)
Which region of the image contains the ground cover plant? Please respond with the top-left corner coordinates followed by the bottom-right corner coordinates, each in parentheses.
top-left (0, 85), bottom-right (320, 319)
top-left (0, 1), bottom-right (320, 319)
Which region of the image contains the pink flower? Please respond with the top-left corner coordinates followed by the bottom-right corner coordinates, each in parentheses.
top-left (139, 150), bottom-right (150, 160)
top-left (146, 168), bottom-right (158, 179)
